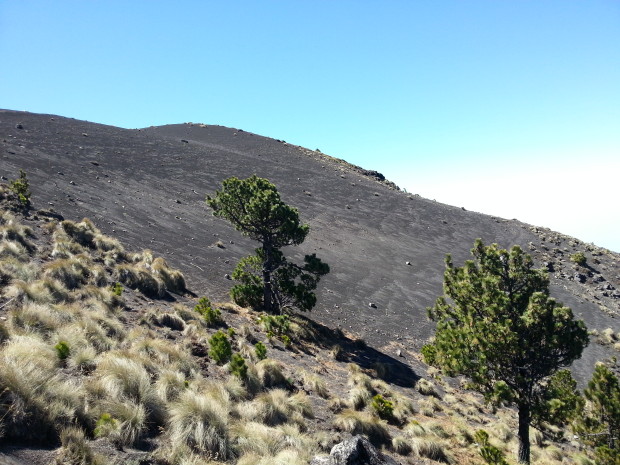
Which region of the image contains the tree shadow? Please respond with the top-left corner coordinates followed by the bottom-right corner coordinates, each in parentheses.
top-left (290, 313), bottom-right (420, 388)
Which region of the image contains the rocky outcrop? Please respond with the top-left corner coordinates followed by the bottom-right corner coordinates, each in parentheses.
top-left (311, 436), bottom-right (402, 465)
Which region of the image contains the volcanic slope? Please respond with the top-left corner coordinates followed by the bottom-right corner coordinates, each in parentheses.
top-left (2, 109), bottom-right (620, 381)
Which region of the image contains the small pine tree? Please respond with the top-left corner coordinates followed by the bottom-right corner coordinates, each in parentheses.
top-left (9, 169), bottom-right (31, 208)
top-left (254, 341), bottom-right (267, 360)
top-left (194, 297), bottom-right (222, 326)
top-left (229, 353), bottom-right (248, 379)
top-left (55, 340), bottom-right (71, 360)
top-left (208, 330), bottom-right (232, 364)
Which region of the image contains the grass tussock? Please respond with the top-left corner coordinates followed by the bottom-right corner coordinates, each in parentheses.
top-left (151, 257), bottom-right (186, 295)
top-left (165, 389), bottom-right (231, 460)
top-left (410, 437), bottom-right (451, 463)
top-left (0, 335), bottom-right (88, 442)
top-left (256, 359), bottom-right (289, 389)
top-left (238, 389), bottom-right (313, 427)
top-left (333, 409), bottom-right (390, 446)
top-left (416, 378), bottom-right (440, 398)
top-left (116, 264), bottom-right (165, 298)
top-left (391, 436), bottom-right (413, 455)
top-left (300, 370), bottom-right (330, 399)
top-left (4, 278), bottom-right (70, 304)
top-left (42, 257), bottom-right (91, 290)
top-left (55, 426), bottom-right (105, 465)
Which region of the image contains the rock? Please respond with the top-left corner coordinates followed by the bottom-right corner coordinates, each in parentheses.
top-left (405, 261), bottom-right (411, 266)
top-left (574, 273), bottom-right (586, 283)
top-left (15, 123), bottom-right (23, 129)
top-left (359, 169), bottom-right (386, 182)
top-left (396, 349), bottom-right (402, 357)
top-left (224, 274), bottom-right (231, 280)
top-left (369, 303), bottom-right (377, 309)
top-left (181, 139), bottom-right (189, 143)
top-left (311, 435), bottom-right (400, 465)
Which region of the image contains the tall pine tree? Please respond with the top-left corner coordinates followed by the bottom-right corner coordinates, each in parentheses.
top-left (423, 239), bottom-right (589, 464)
top-left (207, 175), bottom-right (328, 313)
top-left (575, 363), bottom-right (620, 465)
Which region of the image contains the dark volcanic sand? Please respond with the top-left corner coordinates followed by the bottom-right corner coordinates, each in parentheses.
top-left (1, 109), bottom-right (619, 383)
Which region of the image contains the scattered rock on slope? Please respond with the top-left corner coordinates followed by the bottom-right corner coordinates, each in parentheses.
top-left (311, 436), bottom-right (402, 465)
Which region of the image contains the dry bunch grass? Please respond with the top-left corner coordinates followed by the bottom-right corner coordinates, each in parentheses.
top-left (151, 257), bottom-right (186, 294)
top-left (300, 370), bottom-right (330, 398)
top-left (116, 264), bottom-right (165, 298)
top-left (166, 388), bottom-right (231, 460)
top-left (255, 359), bottom-right (289, 389)
top-left (333, 409), bottom-right (390, 446)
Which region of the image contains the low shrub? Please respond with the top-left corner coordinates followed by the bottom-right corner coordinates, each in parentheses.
top-left (194, 297), bottom-right (222, 327)
top-left (371, 394), bottom-right (394, 420)
top-left (55, 340), bottom-right (71, 361)
top-left (110, 282), bottom-right (123, 296)
top-left (570, 252), bottom-right (587, 266)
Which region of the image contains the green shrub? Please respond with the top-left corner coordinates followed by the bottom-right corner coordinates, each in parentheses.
top-left (94, 413), bottom-right (121, 444)
top-left (9, 169), bottom-right (31, 208)
top-left (55, 340), bottom-right (71, 360)
top-left (258, 314), bottom-right (290, 335)
top-left (474, 430), bottom-right (509, 465)
top-left (229, 353), bottom-right (248, 379)
top-left (227, 327), bottom-right (236, 337)
top-left (254, 342), bottom-right (267, 361)
top-left (194, 297), bottom-right (222, 326)
top-left (570, 252), bottom-right (587, 266)
top-left (208, 331), bottom-right (232, 364)
top-left (371, 394), bottom-right (394, 420)
top-left (110, 282), bottom-right (123, 296)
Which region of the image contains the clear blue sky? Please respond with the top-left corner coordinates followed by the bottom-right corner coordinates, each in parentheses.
top-left (1, 1), bottom-right (619, 251)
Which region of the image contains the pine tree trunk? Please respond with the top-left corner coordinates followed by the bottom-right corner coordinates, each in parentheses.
top-left (517, 404), bottom-right (531, 464)
top-left (262, 243), bottom-right (274, 313)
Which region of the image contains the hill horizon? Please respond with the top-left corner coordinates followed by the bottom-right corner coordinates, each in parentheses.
top-left (1, 108), bottom-right (619, 383)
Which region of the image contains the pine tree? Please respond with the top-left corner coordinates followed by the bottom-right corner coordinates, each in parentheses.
top-left (575, 364), bottom-right (620, 465)
top-left (207, 175), bottom-right (328, 313)
top-left (423, 239), bottom-right (589, 464)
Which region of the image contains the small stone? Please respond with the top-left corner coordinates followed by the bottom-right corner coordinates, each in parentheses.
top-left (369, 302), bottom-right (377, 309)
top-left (406, 261), bottom-right (411, 266)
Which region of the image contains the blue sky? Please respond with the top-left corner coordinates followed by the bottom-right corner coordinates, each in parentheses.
top-left (1, 1), bottom-right (619, 251)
